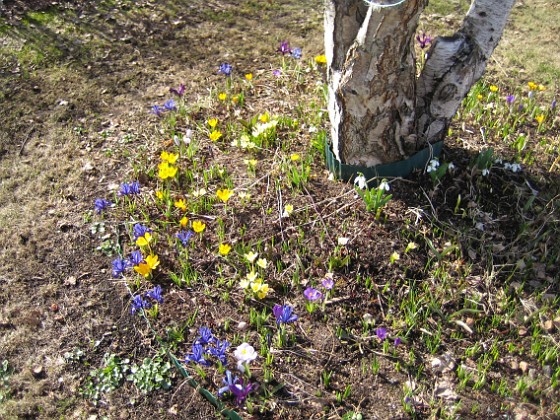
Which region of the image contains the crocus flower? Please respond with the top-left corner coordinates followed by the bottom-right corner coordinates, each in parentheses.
top-left (145, 285), bottom-right (163, 304)
top-left (506, 95), bottom-right (515, 106)
top-left (234, 343), bottom-right (257, 371)
top-left (303, 287), bottom-right (322, 301)
top-left (112, 257), bottom-right (128, 278)
top-left (94, 198), bottom-right (112, 214)
top-left (218, 370), bottom-right (239, 396)
top-left (216, 189), bottom-right (233, 203)
top-left (394, 337), bottom-right (402, 346)
top-left (170, 83), bottom-right (186, 97)
top-left (218, 63), bottom-right (233, 76)
top-left (273, 304), bottom-right (298, 324)
top-left (416, 32), bottom-right (432, 49)
top-left (164, 99), bottom-right (177, 111)
top-left (176, 230), bottom-right (194, 247)
top-left (207, 339), bottom-right (230, 365)
top-left (131, 295), bottom-right (151, 314)
top-left (291, 47), bottom-right (302, 59)
top-left (196, 327), bottom-right (215, 346)
top-left (219, 243), bottom-right (232, 256)
top-left (192, 220), bottom-right (206, 233)
top-left (376, 327), bottom-right (387, 340)
top-left (272, 69), bottom-right (281, 77)
top-left (229, 379), bottom-right (257, 405)
top-left (185, 343), bottom-right (211, 366)
top-left (552, 99), bottom-right (557, 110)
top-left (277, 40), bottom-right (292, 55)
top-left (128, 250), bottom-right (144, 266)
top-left (132, 223), bottom-right (152, 241)
top-left (150, 105), bottom-right (164, 116)
top-left (118, 181), bottom-right (141, 196)
top-left (321, 273), bottom-right (334, 290)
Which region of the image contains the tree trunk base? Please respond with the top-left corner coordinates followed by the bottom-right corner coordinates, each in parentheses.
top-left (325, 138), bottom-right (443, 186)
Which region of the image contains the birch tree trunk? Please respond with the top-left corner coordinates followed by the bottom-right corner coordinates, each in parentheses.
top-left (325, 0), bottom-right (516, 168)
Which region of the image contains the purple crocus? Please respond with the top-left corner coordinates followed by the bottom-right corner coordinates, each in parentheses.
top-left (128, 250), bottom-right (144, 266)
top-left (176, 230), bottom-right (195, 247)
top-left (291, 47), bottom-right (302, 59)
top-left (416, 32), bottom-right (432, 49)
top-left (118, 181), bottom-right (141, 196)
top-left (218, 370), bottom-right (239, 396)
top-left (185, 343), bottom-right (211, 366)
top-left (207, 339), bottom-right (230, 365)
top-left (321, 274), bottom-right (334, 290)
top-left (273, 304), bottom-right (298, 324)
top-left (277, 40), bottom-right (292, 55)
top-left (218, 63), bottom-right (233, 76)
top-left (131, 295), bottom-right (151, 314)
top-left (229, 378), bottom-right (258, 405)
top-left (272, 69), bottom-right (281, 77)
top-left (506, 95), bottom-right (515, 106)
top-left (552, 99), bottom-right (557, 110)
top-left (112, 257), bottom-right (129, 278)
top-left (195, 327), bottom-right (215, 346)
top-left (376, 327), bottom-right (387, 341)
top-left (303, 287), bottom-right (323, 301)
top-left (170, 83), bottom-right (186, 97)
top-left (145, 285), bottom-right (163, 304)
top-left (163, 99), bottom-right (177, 111)
top-left (150, 105), bottom-right (164, 116)
top-left (94, 198), bottom-right (112, 214)
top-left (394, 337), bottom-right (402, 346)
top-left (132, 223), bottom-right (152, 241)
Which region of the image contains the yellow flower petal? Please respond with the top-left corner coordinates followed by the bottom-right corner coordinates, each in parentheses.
top-left (209, 130), bottom-right (223, 142)
top-left (180, 216), bottom-right (189, 227)
top-left (145, 254), bottom-right (160, 270)
top-left (134, 263), bottom-right (151, 277)
top-left (219, 243), bottom-right (231, 256)
top-left (192, 220), bottom-right (206, 233)
top-left (136, 232), bottom-right (152, 247)
top-left (208, 118), bottom-right (218, 129)
top-left (216, 188), bottom-right (234, 203)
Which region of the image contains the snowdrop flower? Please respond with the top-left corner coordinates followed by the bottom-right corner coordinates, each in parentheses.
top-left (427, 159), bottom-right (439, 173)
top-left (378, 180), bottom-right (390, 191)
top-left (482, 168), bottom-right (490, 176)
top-left (354, 173), bottom-right (367, 189)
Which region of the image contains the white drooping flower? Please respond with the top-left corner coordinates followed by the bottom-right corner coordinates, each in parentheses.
top-left (427, 159), bottom-right (440, 173)
top-left (354, 174), bottom-right (367, 189)
top-left (378, 180), bottom-right (390, 191)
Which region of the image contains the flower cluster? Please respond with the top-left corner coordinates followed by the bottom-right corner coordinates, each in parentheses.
top-left (272, 304), bottom-right (298, 324)
top-left (118, 181), bottom-right (141, 196)
top-left (130, 285), bottom-right (164, 315)
top-left (150, 99), bottom-right (177, 116)
top-left (158, 150), bottom-right (179, 180)
top-left (239, 251), bottom-right (271, 299)
top-left (185, 327), bottom-right (231, 367)
top-left (277, 40), bottom-right (302, 59)
top-left (218, 371), bottom-right (258, 405)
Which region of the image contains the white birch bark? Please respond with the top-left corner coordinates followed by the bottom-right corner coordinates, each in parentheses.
top-left (325, 0), bottom-right (516, 167)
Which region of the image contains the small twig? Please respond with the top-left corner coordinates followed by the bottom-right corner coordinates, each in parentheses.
top-left (18, 127), bottom-right (34, 156)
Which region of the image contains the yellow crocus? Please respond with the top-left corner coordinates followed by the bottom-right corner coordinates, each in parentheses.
top-left (180, 216), bottom-right (189, 227)
top-left (208, 118), bottom-right (218, 129)
top-left (489, 85), bottom-right (498, 93)
top-left (219, 243), bottom-right (232, 256)
top-left (136, 232), bottom-right (152, 247)
top-left (145, 254), bottom-right (160, 270)
top-left (245, 73), bottom-right (253, 81)
top-left (218, 92), bottom-right (227, 101)
top-left (216, 189), bottom-right (234, 203)
top-left (174, 199), bottom-right (187, 211)
top-left (535, 114), bottom-right (545, 124)
top-left (314, 55), bottom-right (327, 65)
top-left (209, 130), bottom-right (223, 142)
top-left (192, 220), bottom-right (206, 233)
top-left (160, 151), bottom-right (178, 164)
